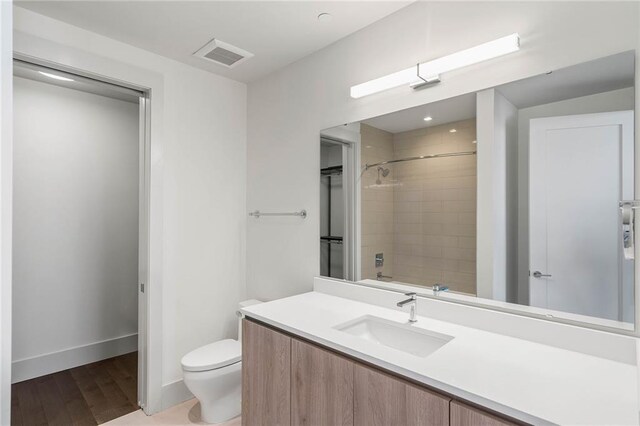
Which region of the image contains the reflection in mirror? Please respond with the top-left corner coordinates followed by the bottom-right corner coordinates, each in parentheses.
top-left (320, 51), bottom-right (635, 329)
top-left (360, 98), bottom-right (477, 292)
top-left (320, 139), bottom-right (345, 279)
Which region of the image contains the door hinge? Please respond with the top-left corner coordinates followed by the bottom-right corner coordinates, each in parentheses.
top-left (140, 283), bottom-right (145, 293)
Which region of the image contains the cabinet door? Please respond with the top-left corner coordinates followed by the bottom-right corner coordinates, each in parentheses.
top-left (450, 401), bottom-right (518, 426)
top-left (242, 320), bottom-right (291, 426)
top-left (291, 339), bottom-right (354, 426)
top-left (354, 364), bottom-right (450, 426)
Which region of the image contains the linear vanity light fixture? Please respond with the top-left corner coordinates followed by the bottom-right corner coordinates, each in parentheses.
top-left (350, 33), bottom-right (520, 98)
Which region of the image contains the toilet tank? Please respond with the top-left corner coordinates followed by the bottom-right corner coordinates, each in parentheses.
top-left (237, 299), bottom-right (263, 341)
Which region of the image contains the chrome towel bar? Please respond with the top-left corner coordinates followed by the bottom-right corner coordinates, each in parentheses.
top-left (249, 209), bottom-right (307, 219)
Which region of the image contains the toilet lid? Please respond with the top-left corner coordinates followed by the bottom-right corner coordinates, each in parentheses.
top-left (181, 339), bottom-right (241, 372)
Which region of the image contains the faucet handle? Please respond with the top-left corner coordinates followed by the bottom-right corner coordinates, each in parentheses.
top-left (376, 271), bottom-right (393, 281)
top-left (432, 284), bottom-right (449, 295)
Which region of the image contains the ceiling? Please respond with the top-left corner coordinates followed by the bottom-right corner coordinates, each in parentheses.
top-left (17, 1), bottom-right (411, 83)
top-left (363, 93), bottom-right (477, 134)
top-left (498, 51), bottom-right (634, 109)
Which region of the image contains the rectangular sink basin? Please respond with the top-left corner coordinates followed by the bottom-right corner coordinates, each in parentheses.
top-left (335, 315), bottom-right (453, 357)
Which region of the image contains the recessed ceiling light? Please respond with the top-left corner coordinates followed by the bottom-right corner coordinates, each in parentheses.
top-left (423, 116), bottom-right (433, 122)
top-left (449, 129), bottom-right (457, 133)
top-left (472, 140), bottom-right (477, 144)
top-left (38, 71), bottom-right (74, 82)
top-left (317, 13), bottom-right (332, 22)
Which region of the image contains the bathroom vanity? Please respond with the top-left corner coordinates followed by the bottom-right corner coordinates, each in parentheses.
top-left (242, 318), bottom-right (515, 426)
top-left (240, 279), bottom-right (640, 426)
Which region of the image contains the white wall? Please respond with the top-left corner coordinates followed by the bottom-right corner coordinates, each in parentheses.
top-left (246, 1), bottom-right (639, 302)
top-left (477, 89), bottom-right (518, 302)
top-left (502, 93), bottom-right (519, 304)
top-left (13, 7), bottom-right (247, 412)
top-left (516, 87), bottom-right (635, 306)
top-left (12, 77), bottom-right (139, 382)
top-left (0, 1), bottom-right (13, 423)
top-left (476, 90), bottom-right (494, 301)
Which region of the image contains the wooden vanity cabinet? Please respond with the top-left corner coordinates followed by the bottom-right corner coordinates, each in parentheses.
top-left (291, 339), bottom-right (354, 426)
top-left (241, 319), bottom-right (291, 426)
top-left (451, 401), bottom-right (517, 426)
top-left (242, 319), bottom-right (520, 426)
top-left (354, 364), bottom-right (450, 426)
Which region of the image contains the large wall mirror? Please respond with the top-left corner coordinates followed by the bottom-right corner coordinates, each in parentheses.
top-left (320, 51), bottom-right (636, 332)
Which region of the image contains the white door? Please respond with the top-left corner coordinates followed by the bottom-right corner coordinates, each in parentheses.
top-left (529, 111), bottom-right (634, 321)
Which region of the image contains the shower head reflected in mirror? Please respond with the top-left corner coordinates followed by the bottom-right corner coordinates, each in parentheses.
top-left (376, 166), bottom-right (390, 184)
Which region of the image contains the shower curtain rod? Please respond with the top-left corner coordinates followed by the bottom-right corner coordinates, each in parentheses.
top-left (364, 150), bottom-right (477, 171)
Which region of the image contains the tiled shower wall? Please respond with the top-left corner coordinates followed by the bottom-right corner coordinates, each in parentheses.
top-left (360, 124), bottom-right (394, 280)
top-left (361, 119), bottom-right (477, 294)
top-left (392, 118), bottom-right (477, 294)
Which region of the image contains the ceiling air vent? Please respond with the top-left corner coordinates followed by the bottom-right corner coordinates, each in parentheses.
top-left (193, 39), bottom-right (254, 68)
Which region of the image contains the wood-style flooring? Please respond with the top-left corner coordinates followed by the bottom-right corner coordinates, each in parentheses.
top-left (11, 352), bottom-right (138, 426)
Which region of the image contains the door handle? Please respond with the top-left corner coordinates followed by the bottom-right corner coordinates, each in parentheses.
top-left (532, 271), bottom-right (552, 278)
top-left (620, 200), bottom-right (639, 260)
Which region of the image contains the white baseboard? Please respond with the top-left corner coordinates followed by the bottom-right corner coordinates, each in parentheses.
top-left (161, 379), bottom-right (193, 411)
top-left (12, 333), bottom-right (138, 383)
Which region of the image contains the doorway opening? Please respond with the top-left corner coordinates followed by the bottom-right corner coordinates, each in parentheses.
top-left (320, 139), bottom-right (346, 279)
top-left (320, 130), bottom-right (358, 281)
top-left (10, 59), bottom-right (149, 424)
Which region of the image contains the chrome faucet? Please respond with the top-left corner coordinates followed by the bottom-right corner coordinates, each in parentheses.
top-left (397, 292), bottom-right (417, 323)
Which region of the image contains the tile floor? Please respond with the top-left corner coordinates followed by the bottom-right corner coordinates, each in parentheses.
top-left (104, 399), bottom-right (240, 426)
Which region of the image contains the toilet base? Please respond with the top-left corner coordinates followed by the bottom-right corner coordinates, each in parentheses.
top-left (200, 401), bottom-right (240, 424)
top-left (183, 361), bottom-right (242, 424)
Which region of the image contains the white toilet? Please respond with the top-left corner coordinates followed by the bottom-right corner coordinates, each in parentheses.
top-left (181, 299), bottom-right (262, 424)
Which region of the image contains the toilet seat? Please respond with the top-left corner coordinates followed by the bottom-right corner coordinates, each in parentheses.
top-left (181, 339), bottom-right (241, 372)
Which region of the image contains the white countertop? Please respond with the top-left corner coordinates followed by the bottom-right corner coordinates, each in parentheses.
top-left (241, 291), bottom-right (640, 426)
